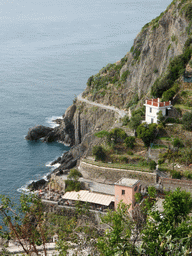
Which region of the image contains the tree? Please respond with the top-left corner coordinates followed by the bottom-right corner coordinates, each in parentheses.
top-left (182, 111), bottom-right (192, 131)
top-left (0, 194), bottom-right (48, 255)
top-left (124, 136), bottom-right (136, 149)
top-left (107, 128), bottom-right (127, 146)
top-left (157, 110), bottom-right (165, 125)
top-left (97, 201), bottom-right (137, 256)
top-left (140, 188), bottom-right (192, 255)
top-left (65, 169), bottom-right (82, 192)
top-left (129, 114), bottom-right (142, 130)
top-left (136, 123), bottom-right (157, 148)
top-left (92, 145), bottom-right (106, 162)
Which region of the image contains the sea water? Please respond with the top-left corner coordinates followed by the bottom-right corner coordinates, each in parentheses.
top-left (0, 0), bottom-right (172, 199)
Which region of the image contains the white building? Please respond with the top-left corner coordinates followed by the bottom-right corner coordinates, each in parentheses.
top-left (144, 98), bottom-right (172, 124)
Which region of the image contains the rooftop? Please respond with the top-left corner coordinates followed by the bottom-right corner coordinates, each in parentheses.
top-left (145, 98), bottom-right (171, 108)
top-left (62, 190), bottom-right (115, 206)
top-left (115, 178), bottom-right (139, 187)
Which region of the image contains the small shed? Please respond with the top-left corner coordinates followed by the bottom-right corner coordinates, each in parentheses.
top-left (144, 98), bottom-right (172, 124)
top-left (114, 178), bottom-right (140, 211)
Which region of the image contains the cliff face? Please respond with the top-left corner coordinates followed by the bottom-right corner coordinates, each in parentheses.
top-left (27, 0), bottom-right (192, 172)
top-left (82, 0), bottom-right (191, 108)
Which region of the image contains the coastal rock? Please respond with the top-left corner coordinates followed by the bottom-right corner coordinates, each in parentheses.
top-left (28, 179), bottom-right (47, 191)
top-left (25, 125), bottom-right (53, 141)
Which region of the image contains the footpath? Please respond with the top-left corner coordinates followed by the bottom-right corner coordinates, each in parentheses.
top-left (77, 94), bottom-right (129, 118)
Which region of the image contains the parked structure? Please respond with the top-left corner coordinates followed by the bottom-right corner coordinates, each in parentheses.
top-left (114, 178), bottom-right (140, 211)
top-left (144, 98), bottom-right (172, 124)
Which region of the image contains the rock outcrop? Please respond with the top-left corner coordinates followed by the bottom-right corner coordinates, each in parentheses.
top-left (82, 1), bottom-right (191, 108)
top-left (25, 126), bottom-right (53, 141)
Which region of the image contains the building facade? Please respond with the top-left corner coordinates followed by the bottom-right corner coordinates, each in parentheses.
top-left (114, 178), bottom-right (140, 211)
top-left (144, 98), bottom-right (172, 124)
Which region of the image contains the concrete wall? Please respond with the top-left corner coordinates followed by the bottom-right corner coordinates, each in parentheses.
top-left (159, 177), bottom-right (192, 193)
top-left (79, 161), bottom-right (157, 184)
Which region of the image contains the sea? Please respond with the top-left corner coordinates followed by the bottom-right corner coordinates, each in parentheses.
top-left (0, 0), bottom-right (171, 201)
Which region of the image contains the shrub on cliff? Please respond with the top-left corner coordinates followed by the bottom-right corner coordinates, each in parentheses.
top-left (129, 114), bottom-right (142, 130)
top-left (107, 128), bottom-right (127, 146)
top-left (136, 123), bottom-right (157, 148)
top-left (92, 145), bottom-right (106, 162)
top-left (182, 110), bottom-right (192, 131)
top-left (124, 136), bottom-right (136, 149)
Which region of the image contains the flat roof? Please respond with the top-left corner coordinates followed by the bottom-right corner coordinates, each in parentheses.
top-left (62, 190), bottom-right (115, 206)
top-left (115, 178), bottom-right (139, 187)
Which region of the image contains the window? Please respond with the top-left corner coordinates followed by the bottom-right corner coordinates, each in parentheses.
top-left (134, 185), bottom-right (138, 192)
top-left (122, 190), bottom-right (125, 195)
top-left (150, 107), bottom-right (152, 113)
top-left (151, 118), bottom-right (153, 123)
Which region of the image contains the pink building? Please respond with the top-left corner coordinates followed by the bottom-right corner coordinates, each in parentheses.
top-left (115, 178), bottom-right (140, 211)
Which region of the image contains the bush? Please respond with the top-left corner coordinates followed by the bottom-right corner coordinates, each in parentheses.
top-left (107, 128), bottom-right (127, 146)
top-left (149, 160), bottom-right (157, 170)
top-left (151, 45), bottom-right (192, 97)
top-left (94, 130), bottom-right (109, 138)
top-left (121, 70), bottom-right (130, 82)
top-left (92, 146), bottom-right (106, 161)
top-left (158, 159), bottom-right (165, 165)
top-left (162, 88), bottom-right (175, 101)
top-left (171, 170), bottom-right (182, 179)
top-left (134, 192), bottom-right (142, 203)
top-left (129, 114), bottom-right (142, 130)
top-left (172, 138), bottom-right (184, 148)
top-left (184, 170), bottom-right (192, 180)
top-left (185, 3), bottom-right (192, 21)
top-left (127, 150), bottom-right (134, 155)
top-left (182, 111), bottom-right (192, 131)
top-left (136, 123), bottom-right (157, 148)
top-left (121, 115), bottom-right (130, 126)
top-left (65, 180), bottom-right (81, 192)
top-left (124, 136), bottom-right (136, 149)
top-left (67, 169), bottom-right (82, 181)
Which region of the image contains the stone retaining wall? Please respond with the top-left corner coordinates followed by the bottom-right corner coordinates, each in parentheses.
top-left (159, 177), bottom-right (192, 193)
top-left (79, 161), bottom-right (157, 184)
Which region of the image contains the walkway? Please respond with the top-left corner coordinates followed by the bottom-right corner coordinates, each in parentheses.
top-left (77, 93), bottom-right (129, 118)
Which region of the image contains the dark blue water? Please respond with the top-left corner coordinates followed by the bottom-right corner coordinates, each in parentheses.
top-left (0, 0), bottom-right (171, 198)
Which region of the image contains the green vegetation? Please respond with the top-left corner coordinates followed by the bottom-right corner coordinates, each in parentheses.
top-left (65, 169), bottom-right (82, 192)
top-left (141, 188), bottom-right (192, 255)
top-left (129, 114), bottom-right (142, 130)
top-left (136, 123), bottom-right (157, 148)
top-left (121, 69), bottom-right (130, 82)
top-left (121, 115), bottom-right (130, 126)
top-left (106, 128), bottom-right (127, 146)
top-left (149, 160), bottom-right (157, 170)
top-left (92, 145), bottom-right (106, 162)
top-left (151, 39), bottom-right (192, 98)
top-left (182, 110), bottom-right (192, 131)
top-left (97, 202), bottom-right (136, 256)
top-left (172, 137), bottom-right (184, 148)
top-left (126, 93), bottom-right (139, 108)
top-left (125, 136), bottom-right (136, 149)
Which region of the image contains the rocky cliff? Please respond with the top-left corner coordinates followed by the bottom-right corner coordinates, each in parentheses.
top-left (82, 0), bottom-right (192, 108)
top-left (26, 0), bottom-right (192, 173)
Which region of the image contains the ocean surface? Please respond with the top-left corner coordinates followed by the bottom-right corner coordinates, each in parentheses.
top-left (0, 0), bottom-right (171, 200)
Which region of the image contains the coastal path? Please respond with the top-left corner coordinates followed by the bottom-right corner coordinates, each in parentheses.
top-left (77, 93), bottom-right (130, 118)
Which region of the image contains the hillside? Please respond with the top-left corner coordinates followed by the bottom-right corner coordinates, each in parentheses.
top-left (82, 0), bottom-right (192, 109)
top-left (26, 0), bottom-right (192, 183)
